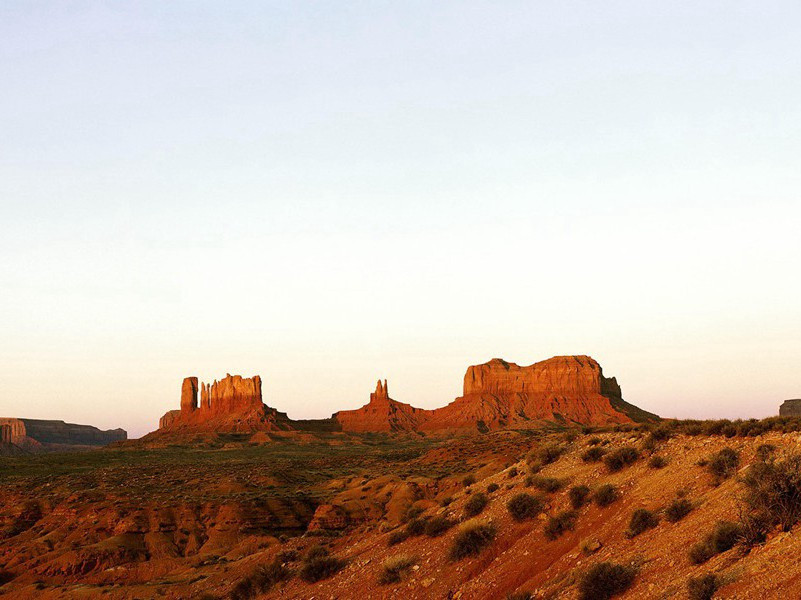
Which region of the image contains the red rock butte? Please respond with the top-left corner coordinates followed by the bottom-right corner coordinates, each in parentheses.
top-left (154, 356), bottom-right (657, 436)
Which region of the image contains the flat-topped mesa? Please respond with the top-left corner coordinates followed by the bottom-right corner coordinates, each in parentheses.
top-left (157, 374), bottom-right (292, 433)
top-left (0, 418), bottom-right (126, 448)
top-left (463, 356), bottom-right (621, 398)
top-left (779, 399), bottom-right (801, 417)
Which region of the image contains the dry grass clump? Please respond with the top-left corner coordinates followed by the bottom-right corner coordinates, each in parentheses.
top-left (536, 443), bottom-right (565, 465)
top-left (582, 446), bottom-right (607, 462)
top-left (544, 509), bottom-right (578, 540)
top-left (230, 559), bottom-right (292, 599)
top-left (626, 508), bottom-right (659, 537)
top-left (665, 497), bottom-right (694, 523)
top-left (387, 529), bottom-right (409, 546)
top-left (593, 484), bottom-right (619, 507)
top-left (424, 515), bottom-right (455, 537)
top-left (462, 474), bottom-right (477, 487)
top-left (507, 492), bottom-right (546, 521)
top-left (568, 485), bottom-right (591, 509)
top-left (464, 492), bottom-right (489, 517)
top-left (688, 521), bottom-right (741, 565)
top-left (448, 519), bottom-right (497, 560)
top-left (603, 447), bottom-right (640, 472)
top-left (377, 554), bottom-right (417, 585)
top-left (577, 562), bottom-right (637, 600)
top-left (487, 482), bottom-right (500, 493)
top-left (529, 476), bottom-right (565, 493)
top-left (299, 546), bottom-right (347, 583)
top-left (687, 573), bottom-right (719, 600)
top-left (707, 448), bottom-right (739, 482)
top-left (648, 455), bottom-right (668, 469)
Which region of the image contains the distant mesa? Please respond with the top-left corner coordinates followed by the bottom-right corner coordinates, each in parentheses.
top-left (157, 373), bottom-right (293, 433)
top-left (779, 399), bottom-right (801, 417)
top-left (0, 417), bottom-right (126, 452)
top-left (152, 355), bottom-right (657, 437)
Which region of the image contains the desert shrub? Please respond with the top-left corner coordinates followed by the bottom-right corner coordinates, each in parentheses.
top-left (449, 519), bottom-right (497, 560)
top-left (440, 496), bottom-right (453, 507)
top-left (604, 447), bottom-right (640, 472)
top-left (507, 493), bottom-right (545, 521)
top-left (544, 509), bottom-right (578, 540)
top-left (424, 515), bottom-right (455, 537)
top-left (537, 443), bottom-right (564, 465)
top-left (755, 443), bottom-right (776, 462)
top-left (648, 455), bottom-right (668, 469)
top-left (569, 485), bottom-right (591, 509)
top-left (588, 436), bottom-right (602, 446)
top-left (403, 506), bottom-right (424, 522)
top-left (529, 476), bottom-right (565, 493)
top-left (462, 474), bottom-right (477, 487)
top-left (688, 573), bottom-right (719, 600)
top-left (464, 492), bottom-right (489, 517)
top-left (649, 424), bottom-right (673, 442)
top-left (688, 521), bottom-right (742, 564)
top-left (741, 454), bottom-right (801, 533)
top-left (387, 529), bottom-right (409, 546)
top-left (582, 447), bottom-right (607, 462)
top-left (708, 448), bottom-right (740, 481)
top-left (299, 547), bottom-right (347, 583)
top-left (506, 593), bottom-right (532, 600)
top-left (405, 517), bottom-right (428, 537)
top-left (508, 467), bottom-right (519, 478)
top-left (304, 545), bottom-right (329, 561)
top-left (627, 509), bottom-right (659, 537)
top-left (665, 498), bottom-right (693, 522)
top-left (593, 484), bottom-right (619, 507)
top-left (377, 554), bottom-right (416, 585)
top-left (487, 482), bottom-right (500, 493)
top-left (231, 559), bottom-right (292, 599)
top-left (276, 549), bottom-right (298, 562)
top-left (577, 562), bottom-right (637, 600)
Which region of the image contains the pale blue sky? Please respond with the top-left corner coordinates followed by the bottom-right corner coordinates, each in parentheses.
top-left (2, 2), bottom-right (800, 437)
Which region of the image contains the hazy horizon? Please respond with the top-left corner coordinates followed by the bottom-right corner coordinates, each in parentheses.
top-left (2, 2), bottom-right (800, 438)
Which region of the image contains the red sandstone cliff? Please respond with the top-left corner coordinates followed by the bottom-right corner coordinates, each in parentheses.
top-left (157, 374), bottom-right (293, 433)
top-left (333, 356), bottom-right (657, 433)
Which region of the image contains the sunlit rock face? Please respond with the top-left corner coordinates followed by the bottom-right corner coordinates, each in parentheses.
top-left (780, 399), bottom-right (801, 417)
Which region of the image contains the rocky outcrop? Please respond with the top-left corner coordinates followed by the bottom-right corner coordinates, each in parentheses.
top-left (156, 374), bottom-right (293, 434)
top-left (779, 399), bottom-right (801, 416)
top-left (0, 418), bottom-right (126, 449)
top-left (333, 356), bottom-right (657, 433)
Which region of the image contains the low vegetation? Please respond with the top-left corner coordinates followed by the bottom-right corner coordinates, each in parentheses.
top-left (665, 497), bottom-right (694, 523)
top-left (688, 521), bottom-right (741, 565)
top-left (299, 546), bottom-right (347, 583)
top-left (568, 484), bottom-right (591, 509)
top-left (449, 519), bottom-right (497, 560)
top-left (582, 446), bottom-right (607, 462)
top-left (544, 509), bottom-right (578, 540)
top-left (708, 448), bottom-right (740, 482)
top-left (741, 453), bottom-right (801, 536)
top-left (230, 559), bottom-right (292, 600)
top-left (603, 446), bottom-right (640, 472)
top-left (626, 508), bottom-right (659, 537)
top-left (593, 484), bottom-right (619, 507)
top-left (529, 476), bottom-right (564, 493)
top-left (464, 492), bottom-right (489, 517)
top-left (688, 573), bottom-right (720, 600)
top-left (377, 554), bottom-right (417, 585)
top-left (648, 455), bottom-right (668, 469)
top-left (424, 515), bottom-right (455, 537)
top-left (577, 562), bottom-right (637, 600)
top-left (507, 492), bottom-right (546, 521)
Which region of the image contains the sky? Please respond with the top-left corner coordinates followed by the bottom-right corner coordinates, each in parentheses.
top-left (1, 2), bottom-right (800, 438)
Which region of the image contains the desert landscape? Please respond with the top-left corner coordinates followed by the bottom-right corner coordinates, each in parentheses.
top-left (2, 356), bottom-right (801, 599)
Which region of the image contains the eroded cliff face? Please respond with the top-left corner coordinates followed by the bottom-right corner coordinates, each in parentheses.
top-left (0, 418), bottom-right (126, 449)
top-left (333, 356), bottom-right (656, 433)
top-left (156, 374), bottom-right (292, 434)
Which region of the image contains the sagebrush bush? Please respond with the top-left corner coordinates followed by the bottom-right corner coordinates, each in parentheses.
top-left (507, 493), bottom-right (545, 521)
top-left (544, 509), bottom-right (578, 540)
top-left (377, 554), bottom-right (416, 585)
top-left (487, 482), bottom-right (500, 493)
top-left (405, 517), bottom-right (428, 537)
top-left (582, 447), bottom-right (607, 462)
top-left (387, 529), bottom-right (409, 546)
top-left (569, 485), bottom-right (591, 509)
top-left (688, 573), bottom-right (719, 600)
top-left (648, 455), bottom-right (668, 469)
top-left (464, 492), bottom-right (489, 517)
top-left (529, 476), bottom-right (564, 493)
top-left (741, 454), bottom-right (801, 534)
top-left (577, 562), bottom-right (637, 600)
top-left (688, 521), bottom-right (741, 564)
top-left (463, 474), bottom-right (477, 487)
top-left (708, 448), bottom-right (740, 481)
top-left (604, 447), bottom-right (640, 472)
top-left (230, 559), bottom-right (292, 599)
top-left (665, 498), bottom-right (693, 523)
top-left (593, 484), bottom-right (619, 507)
top-left (508, 467), bottom-right (519, 478)
top-left (627, 509), bottom-right (659, 537)
top-left (537, 443), bottom-right (564, 465)
top-left (299, 546), bottom-right (347, 583)
top-left (424, 515), bottom-right (454, 537)
top-left (449, 520), bottom-right (497, 560)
